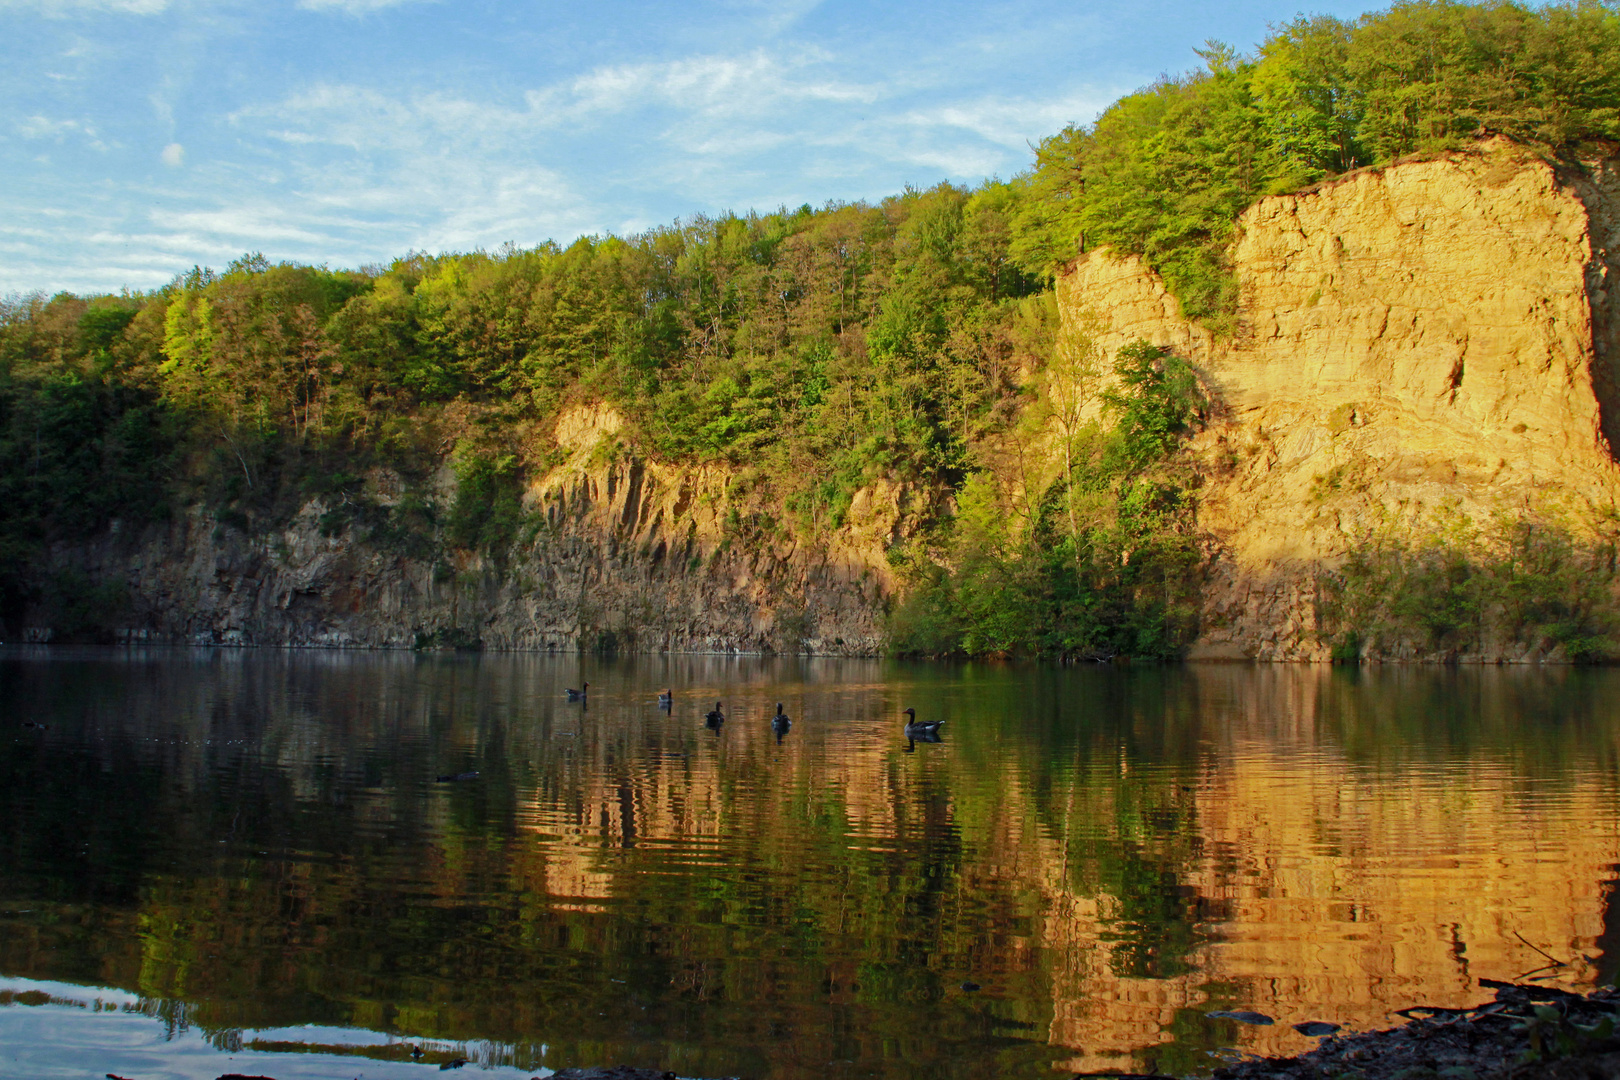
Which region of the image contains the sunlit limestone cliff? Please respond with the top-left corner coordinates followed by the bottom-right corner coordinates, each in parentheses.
top-left (22, 139), bottom-right (1620, 660)
top-left (1054, 138), bottom-right (1620, 661)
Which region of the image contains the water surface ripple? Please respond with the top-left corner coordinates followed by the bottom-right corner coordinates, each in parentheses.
top-left (2, 649), bottom-right (1618, 1078)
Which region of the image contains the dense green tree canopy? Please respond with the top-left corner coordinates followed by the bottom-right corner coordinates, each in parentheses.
top-left (1013, 0), bottom-right (1620, 322)
top-left (4, 0), bottom-right (1617, 657)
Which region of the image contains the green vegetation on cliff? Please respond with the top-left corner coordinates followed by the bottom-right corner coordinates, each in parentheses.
top-left (0, 190), bottom-right (1050, 640)
top-left (1316, 511), bottom-right (1620, 663)
top-left (4, 0), bottom-right (1620, 657)
top-left (891, 341), bottom-right (1207, 660)
top-left (1013, 0), bottom-right (1620, 325)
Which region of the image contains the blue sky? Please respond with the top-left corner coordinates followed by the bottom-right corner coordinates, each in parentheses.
top-left (3, 0), bottom-right (1381, 296)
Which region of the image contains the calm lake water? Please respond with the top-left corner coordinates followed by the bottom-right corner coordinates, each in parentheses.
top-left (2, 648), bottom-right (1619, 1079)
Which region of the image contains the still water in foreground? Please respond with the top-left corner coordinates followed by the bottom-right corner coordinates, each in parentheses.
top-left (1, 649), bottom-right (1618, 1079)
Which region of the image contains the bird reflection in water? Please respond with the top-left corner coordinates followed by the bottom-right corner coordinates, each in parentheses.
top-left (902, 706), bottom-right (943, 752)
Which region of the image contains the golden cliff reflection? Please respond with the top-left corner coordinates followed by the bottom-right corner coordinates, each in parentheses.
top-left (2, 652), bottom-right (1619, 1079)
top-left (507, 664), bottom-right (1620, 1075)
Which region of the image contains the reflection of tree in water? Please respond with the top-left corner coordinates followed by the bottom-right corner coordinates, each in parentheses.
top-left (3, 654), bottom-right (1620, 1078)
top-left (961, 666), bottom-right (1211, 982)
top-left (1594, 868), bottom-right (1620, 987)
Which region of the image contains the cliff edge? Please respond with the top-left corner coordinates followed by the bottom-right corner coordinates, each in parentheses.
top-left (1056, 138), bottom-right (1620, 660)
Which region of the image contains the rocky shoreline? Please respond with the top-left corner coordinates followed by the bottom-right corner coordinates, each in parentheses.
top-left (381, 983), bottom-right (1620, 1080)
top-left (373, 982), bottom-right (1620, 1080)
top-left (1183, 980), bottom-right (1619, 1080)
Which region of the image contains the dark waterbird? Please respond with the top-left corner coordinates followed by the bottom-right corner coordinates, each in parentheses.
top-left (657, 687), bottom-right (672, 708)
top-left (435, 771), bottom-right (479, 783)
top-left (566, 682), bottom-right (589, 701)
top-left (705, 701), bottom-right (725, 732)
top-left (902, 707), bottom-right (943, 738)
top-left (771, 702), bottom-right (791, 741)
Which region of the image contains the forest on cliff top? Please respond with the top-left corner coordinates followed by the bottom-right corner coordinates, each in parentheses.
top-left (5, 0), bottom-right (1620, 657)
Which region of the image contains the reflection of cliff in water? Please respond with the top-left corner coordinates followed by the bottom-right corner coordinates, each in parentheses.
top-left (1, 652), bottom-right (1618, 1078)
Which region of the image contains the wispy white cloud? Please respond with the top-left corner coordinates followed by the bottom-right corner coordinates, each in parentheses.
top-left (150, 204), bottom-right (355, 247)
top-left (0, 0), bottom-right (173, 14)
top-left (242, 49), bottom-right (881, 157)
top-left (241, 84), bottom-right (522, 153)
top-left (214, 83), bottom-right (602, 256)
top-left (16, 114), bottom-right (110, 150)
top-left (204, 45), bottom-right (1108, 270)
top-left (900, 91), bottom-right (1114, 150)
top-left (1, 0), bottom-right (431, 17)
top-left (295, 0), bottom-right (434, 13)
top-left (18, 114), bottom-right (94, 138)
top-left (542, 50), bottom-right (879, 118)
top-left (0, 0), bottom-right (1151, 294)
top-left (715, 0), bottom-right (825, 36)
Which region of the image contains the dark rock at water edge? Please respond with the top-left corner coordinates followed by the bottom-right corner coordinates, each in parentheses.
top-left (1212, 982), bottom-right (1620, 1080)
top-left (19, 451), bottom-right (899, 656)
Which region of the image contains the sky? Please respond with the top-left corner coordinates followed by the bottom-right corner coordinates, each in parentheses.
top-left (2, 0), bottom-right (1382, 296)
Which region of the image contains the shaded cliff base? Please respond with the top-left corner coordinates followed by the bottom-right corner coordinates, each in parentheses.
top-left (1191, 981), bottom-right (1620, 1080)
top-left (7, 402), bottom-right (921, 656)
top-left (1194, 507), bottom-right (1620, 665)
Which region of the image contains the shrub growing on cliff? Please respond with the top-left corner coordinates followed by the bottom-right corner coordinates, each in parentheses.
top-left (1102, 341), bottom-right (1205, 470)
top-left (891, 340), bottom-right (1205, 660)
top-left (447, 449), bottom-right (527, 557)
top-left (1317, 514), bottom-right (1620, 661)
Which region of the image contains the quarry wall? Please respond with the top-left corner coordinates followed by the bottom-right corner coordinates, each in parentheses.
top-left (1056, 138), bottom-right (1620, 659)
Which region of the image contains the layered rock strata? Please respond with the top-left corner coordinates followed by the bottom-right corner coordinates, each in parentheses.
top-left (45, 403), bottom-right (916, 653)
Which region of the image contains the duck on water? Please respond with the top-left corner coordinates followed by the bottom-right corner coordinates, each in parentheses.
top-left (902, 707), bottom-right (942, 738)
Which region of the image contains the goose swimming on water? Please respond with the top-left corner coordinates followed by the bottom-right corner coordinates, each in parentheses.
top-left (565, 682), bottom-right (589, 701)
top-left (705, 701), bottom-right (725, 732)
top-left (657, 687), bottom-right (673, 708)
top-left (902, 707), bottom-right (943, 738)
top-left (771, 702), bottom-right (791, 741)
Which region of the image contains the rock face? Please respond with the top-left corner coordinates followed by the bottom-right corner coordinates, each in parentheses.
top-left (1056, 138), bottom-right (1620, 660)
top-left (44, 402), bottom-right (917, 654)
top-left (28, 139), bottom-right (1620, 660)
